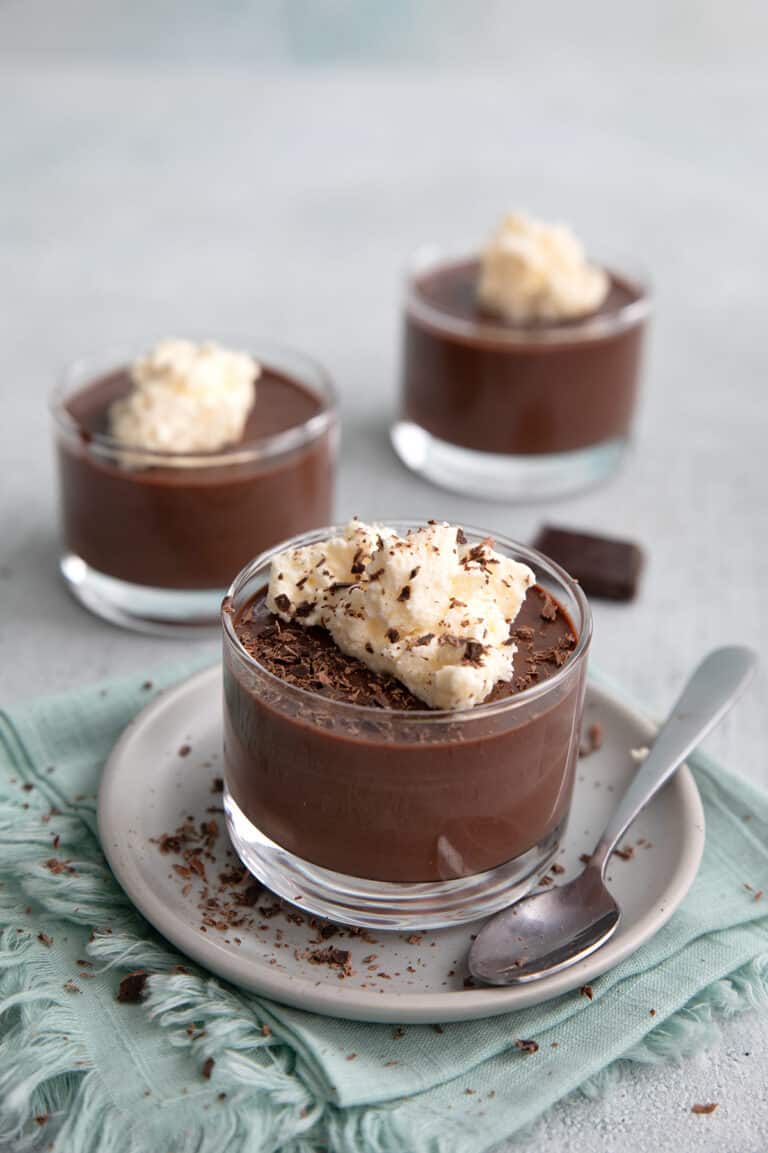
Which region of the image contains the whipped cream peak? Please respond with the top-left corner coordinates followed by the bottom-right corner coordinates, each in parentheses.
top-left (477, 211), bottom-right (608, 323)
top-left (109, 338), bottom-right (260, 455)
top-left (266, 520), bottom-right (535, 710)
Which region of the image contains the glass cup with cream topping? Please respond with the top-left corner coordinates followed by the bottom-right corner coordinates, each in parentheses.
top-left (392, 211), bottom-right (651, 500)
top-left (50, 339), bottom-right (337, 634)
top-left (222, 520), bottom-right (592, 930)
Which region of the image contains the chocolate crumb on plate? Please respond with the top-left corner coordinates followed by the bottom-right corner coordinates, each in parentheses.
top-left (178, 744), bottom-right (191, 758)
top-left (691, 1103), bottom-right (718, 1115)
top-left (579, 984), bottom-right (594, 1000)
top-left (306, 947), bottom-right (352, 976)
top-left (201, 1057), bottom-right (215, 1079)
top-left (533, 525), bottom-right (644, 602)
top-left (579, 722), bottom-right (603, 758)
top-left (37, 932), bottom-right (53, 947)
top-left (515, 1038), bottom-right (539, 1054)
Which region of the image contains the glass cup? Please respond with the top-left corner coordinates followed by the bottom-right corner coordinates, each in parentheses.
top-left (51, 341), bottom-right (337, 635)
top-left (392, 246), bottom-right (651, 500)
top-left (222, 523), bottom-right (592, 929)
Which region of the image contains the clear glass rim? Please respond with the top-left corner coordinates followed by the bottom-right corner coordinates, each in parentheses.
top-left (405, 245), bottom-right (652, 345)
top-left (49, 339), bottom-right (338, 466)
top-left (222, 521), bottom-right (593, 723)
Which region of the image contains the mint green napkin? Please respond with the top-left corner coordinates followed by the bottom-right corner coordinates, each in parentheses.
top-left (1, 664), bottom-right (767, 1153)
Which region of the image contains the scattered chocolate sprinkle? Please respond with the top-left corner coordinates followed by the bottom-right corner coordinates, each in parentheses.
top-left (117, 970), bottom-right (148, 1003)
top-left (52, 834), bottom-right (60, 850)
top-left (307, 947), bottom-right (352, 976)
top-left (63, 982), bottom-right (81, 994)
top-left (691, 1103), bottom-right (718, 1115)
top-left (201, 1057), bottom-right (215, 1080)
top-left (273, 594), bottom-right (291, 613)
top-left (462, 641), bottom-right (486, 666)
top-left (178, 745), bottom-right (191, 758)
top-left (515, 1039), bottom-right (539, 1053)
top-left (615, 845), bottom-right (635, 861)
top-left (397, 585), bottom-right (411, 602)
top-left (649, 1009), bottom-right (657, 1016)
top-left (319, 923), bottom-right (339, 940)
top-left (37, 932), bottom-right (53, 947)
top-left (456, 528), bottom-right (467, 545)
top-left (539, 594), bottom-right (558, 621)
top-left (259, 902), bottom-right (282, 919)
top-left (463, 975), bottom-right (476, 988)
top-left (551, 862), bottom-right (565, 875)
top-left (261, 1023), bottom-right (272, 1037)
top-left (579, 722), bottom-right (603, 758)
top-left (45, 858), bottom-right (76, 875)
top-left (21, 782), bottom-right (34, 792)
top-left (346, 1053), bottom-right (358, 1061)
top-left (392, 1026), bottom-right (405, 1040)
top-left (35, 1115), bottom-right (48, 1126)
top-left (432, 1024), bottom-right (444, 1034)
top-left (754, 890), bottom-right (764, 901)
top-left (580, 985), bottom-right (593, 1000)
top-left (141, 681), bottom-right (153, 691)
top-left (414, 633), bottom-right (434, 646)
top-left (385, 628), bottom-right (400, 644)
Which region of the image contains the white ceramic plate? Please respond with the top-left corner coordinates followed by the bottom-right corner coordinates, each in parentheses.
top-left (99, 666), bottom-right (704, 1023)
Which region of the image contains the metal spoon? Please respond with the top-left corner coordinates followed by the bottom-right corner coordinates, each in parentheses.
top-left (469, 646), bottom-right (757, 986)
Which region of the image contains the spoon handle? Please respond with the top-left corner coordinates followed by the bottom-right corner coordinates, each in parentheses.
top-left (590, 646), bottom-right (757, 875)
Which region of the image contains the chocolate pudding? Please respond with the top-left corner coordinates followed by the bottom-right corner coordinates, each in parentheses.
top-left (55, 361), bottom-right (336, 590)
top-left (223, 582), bottom-right (585, 884)
top-left (401, 256), bottom-right (648, 456)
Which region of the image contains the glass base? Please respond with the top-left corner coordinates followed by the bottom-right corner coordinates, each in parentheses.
top-left (60, 553), bottom-right (222, 637)
top-left (224, 790), bottom-right (564, 930)
top-left (391, 421), bottom-right (626, 501)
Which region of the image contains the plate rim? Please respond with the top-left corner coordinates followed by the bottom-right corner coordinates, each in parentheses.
top-left (98, 665), bottom-right (706, 1023)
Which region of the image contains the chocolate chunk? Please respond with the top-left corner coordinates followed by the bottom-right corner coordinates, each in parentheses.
top-left (117, 970), bottom-right (148, 1003)
top-left (397, 585), bottom-right (411, 602)
top-left (462, 641), bottom-right (486, 666)
top-left (385, 628), bottom-right (400, 643)
top-left (273, 593), bottom-right (291, 613)
top-left (533, 525), bottom-right (643, 601)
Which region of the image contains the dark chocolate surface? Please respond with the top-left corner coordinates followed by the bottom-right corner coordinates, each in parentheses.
top-left (534, 525), bottom-right (644, 601)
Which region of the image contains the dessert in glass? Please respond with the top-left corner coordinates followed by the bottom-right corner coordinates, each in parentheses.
top-left (51, 339), bottom-right (337, 633)
top-left (222, 520), bottom-right (591, 929)
top-left (392, 212), bottom-right (651, 500)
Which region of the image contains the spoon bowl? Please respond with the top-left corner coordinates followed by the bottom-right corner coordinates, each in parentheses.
top-left (469, 867), bottom-right (620, 984)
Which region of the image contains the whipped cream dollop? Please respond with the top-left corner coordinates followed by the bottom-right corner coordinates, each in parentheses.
top-left (266, 520), bottom-right (535, 710)
top-left (477, 212), bottom-right (608, 323)
top-left (109, 339), bottom-right (260, 454)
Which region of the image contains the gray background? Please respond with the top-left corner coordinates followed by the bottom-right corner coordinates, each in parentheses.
top-left (1, 1), bottom-right (766, 1149)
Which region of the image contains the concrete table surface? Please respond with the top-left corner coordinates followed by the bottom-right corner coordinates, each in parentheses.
top-left (1, 23), bottom-right (767, 1152)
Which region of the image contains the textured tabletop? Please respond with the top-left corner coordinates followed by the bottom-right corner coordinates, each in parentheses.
top-left (1, 3), bottom-right (767, 1148)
